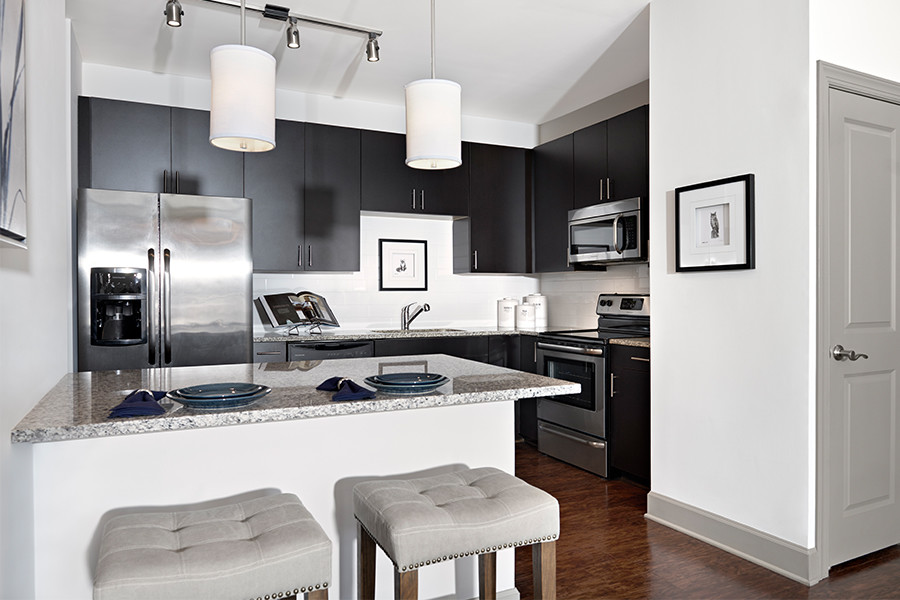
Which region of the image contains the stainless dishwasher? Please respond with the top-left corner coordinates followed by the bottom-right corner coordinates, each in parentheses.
top-left (288, 340), bottom-right (374, 360)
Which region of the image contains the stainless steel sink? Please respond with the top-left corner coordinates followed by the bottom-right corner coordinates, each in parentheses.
top-left (371, 328), bottom-right (465, 333)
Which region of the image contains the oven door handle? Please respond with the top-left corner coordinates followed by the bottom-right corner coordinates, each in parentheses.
top-left (537, 342), bottom-right (605, 356)
top-left (539, 422), bottom-right (606, 449)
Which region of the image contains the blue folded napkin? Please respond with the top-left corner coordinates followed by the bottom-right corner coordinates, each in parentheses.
top-left (108, 389), bottom-right (167, 419)
top-left (317, 377), bottom-right (376, 401)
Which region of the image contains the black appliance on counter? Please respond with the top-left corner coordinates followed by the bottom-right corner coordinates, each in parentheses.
top-left (536, 293), bottom-right (649, 477)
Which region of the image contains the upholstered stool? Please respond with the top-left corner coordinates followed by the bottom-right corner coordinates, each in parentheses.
top-left (93, 493), bottom-right (331, 600)
top-left (353, 467), bottom-right (559, 600)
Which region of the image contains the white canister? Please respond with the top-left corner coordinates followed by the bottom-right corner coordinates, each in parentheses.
top-left (525, 293), bottom-right (548, 328)
top-left (497, 297), bottom-right (518, 329)
top-left (516, 303), bottom-right (536, 330)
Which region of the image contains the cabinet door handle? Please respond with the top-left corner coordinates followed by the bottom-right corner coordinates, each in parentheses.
top-left (163, 170), bottom-right (169, 193)
top-left (256, 351), bottom-right (282, 355)
top-left (411, 189), bottom-right (416, 210)
top-left (420, 189), bottom-right (425, 210)
top-left (308, 245), bottom-right (312, 268)
top-left (297, 245), bottom-right (303, 268)
top-left (473, 250), bottom-right (478, 271)
top-left (630, 356), bottom-right (650, 362)
top-left (147, 248), bottom-right (156, 365)
top-left (610, 372), bottom-right (617, 397)
top-left (175, 171), bottom-right (181, 194)
top-left (599, 178), bottom-right (604, 201)
top-left (606, 177), bottom-right (611, 200)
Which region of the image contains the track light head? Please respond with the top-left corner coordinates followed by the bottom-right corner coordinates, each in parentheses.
top-left (165, 0), bottom-right (184, 27)
top-left (286, 18), bottom-right (300, 49)
top-left (366, 34), bottom-right (380, 62)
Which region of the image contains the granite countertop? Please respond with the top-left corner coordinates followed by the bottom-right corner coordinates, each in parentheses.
top-left (254, 326), bottom-right (546, 343)
top-left (609, 337), bottom-right (650, 348)
top-left (12, 354), bottom-right (578, 444)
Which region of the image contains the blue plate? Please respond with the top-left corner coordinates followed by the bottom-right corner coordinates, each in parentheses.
top-left (367, 373), bottom-right (446, 386)
top-left (174, 382), bottom-right (266, 399)
top-left (363, 375), bottom-right (449, 395)
top-left (167, 386), bottom-right (271, 410)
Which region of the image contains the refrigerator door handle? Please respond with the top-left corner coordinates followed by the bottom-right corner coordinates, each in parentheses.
top-left (147, 248), bottom-right (157, 365)
top-left (163, 248), bottom-right (172, 364)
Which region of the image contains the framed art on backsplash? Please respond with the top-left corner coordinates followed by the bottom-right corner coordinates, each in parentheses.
top-left (675, 174), bottom-right (755, 272)
top-left (379, 239), bottom-right (428, 291)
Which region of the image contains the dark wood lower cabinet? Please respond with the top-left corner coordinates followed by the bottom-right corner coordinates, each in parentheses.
top-left (373, 336), bottom-right (490, 362)
top-left (608, 344), bottom-right (650, 484)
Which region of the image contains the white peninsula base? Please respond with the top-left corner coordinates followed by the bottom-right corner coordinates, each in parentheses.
top-left (33, 401), bottom-right (515, 599)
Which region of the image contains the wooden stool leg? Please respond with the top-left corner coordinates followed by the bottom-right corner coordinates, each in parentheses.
top-left (358, 522), bottom-right (377, 600)
top-left (394, 568), bottom-right (418, 600)
top-left (478, 551), bottom-right (497, 600)
top-left (307, 589), bottom-right (328, 600)
top-left (533, 540), bottom-right (556, 600)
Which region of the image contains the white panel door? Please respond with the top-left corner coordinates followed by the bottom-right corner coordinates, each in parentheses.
top-left (826, 88), bottom-right (900, 567)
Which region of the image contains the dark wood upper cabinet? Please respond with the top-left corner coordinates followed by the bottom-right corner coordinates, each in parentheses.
top-left (532, 133), bottom-right (574, 273)
top-left (170, 107), bottom-right (244, 198)
top-left (303, 123), bottom-right (361, 272)
top-left (573, 120), bottom-right (608, 209)
top-left (606, 105), bottom-right (649, 203)
top-left (78, 97), bottom-right (171, 193)
top-left (454, 143), bottom-right (528, 273)
top-left (361, 129), bottom-right (468, 216)
top-left (244, 119), bottom-right (306, 272)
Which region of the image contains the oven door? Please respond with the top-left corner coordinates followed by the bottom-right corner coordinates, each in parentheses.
top-left (535, 342), bottom-right (606, 438)
top-left (568, 209), bottom-right (642, 265)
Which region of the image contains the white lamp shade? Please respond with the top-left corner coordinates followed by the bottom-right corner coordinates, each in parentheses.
top-left (210, 44), bottom-right (276, 152)
top-left (405, 78), bottom-right (462, 169)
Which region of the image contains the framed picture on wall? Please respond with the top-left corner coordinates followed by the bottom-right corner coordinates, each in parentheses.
top-left (379, 239), bottom-right (428, 291)
top-left (0, 0), bottom-right (27, 248)
top-left (675, 174), bottom-right (755, 272)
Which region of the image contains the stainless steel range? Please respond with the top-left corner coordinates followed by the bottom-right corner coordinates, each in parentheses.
top-left (536, 293), bottom-right (649, 477)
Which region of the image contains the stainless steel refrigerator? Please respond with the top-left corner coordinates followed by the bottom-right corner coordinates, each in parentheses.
top-left (76, 188), bottom-right (252, 372)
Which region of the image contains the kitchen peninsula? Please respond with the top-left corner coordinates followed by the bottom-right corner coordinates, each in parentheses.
top-left (13, 354), bottom-right (576, 600)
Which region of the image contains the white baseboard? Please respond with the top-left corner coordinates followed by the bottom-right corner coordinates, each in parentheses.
top-left (646, 492), bottom-right (823, 586)
top-left (435, 587), bottom-right (519, 600)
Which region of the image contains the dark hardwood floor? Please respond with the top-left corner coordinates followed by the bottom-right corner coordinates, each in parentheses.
top-left (514, 441), bottom-right (900, 599)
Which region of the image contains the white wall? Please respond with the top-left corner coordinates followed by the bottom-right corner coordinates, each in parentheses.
top-left (254, 214), bottom-right (540, 332)
top-left (649, 0), bottom-right (814, 548)
top-left (0, 1), bottom-right (75, 596)
top-left (539, 265), bottom-right (649, 329)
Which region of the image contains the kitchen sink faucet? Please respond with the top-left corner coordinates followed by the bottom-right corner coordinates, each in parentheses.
top-left (401, 302), bottom-right (430, 330)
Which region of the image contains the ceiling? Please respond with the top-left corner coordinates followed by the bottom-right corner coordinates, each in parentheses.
top-left (66, 0), bottom-right (650, 125)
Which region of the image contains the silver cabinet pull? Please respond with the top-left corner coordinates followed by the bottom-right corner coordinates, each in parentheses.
top-left (308, 245), bottom-right (312, 268)
top-left (147, 248), bottom-right (156, 365)
top-left (256, 351), bottom-right (282, 355)
top-left (411, 189), bottom-right (416, 210)
top-left (832, 344), bottom-right (869, 361)
top-left (606, 177), bottom-right (611, 200)
top-left (298, 245), bottom-right (303, 268)
top-left (420, 189), bottom-right (425, 210)
top-left (610, 372), bottom-right (617, 397)
top-left (631, 356), bottom-right (650, 362)
top-left (162, 170), bottom-right (169, 193)
top-left (175, 171), bottom-right (180, 194)
top-left (599, 178), bottom-right (604, 201)
top-left (473, 250), bottom-right (478, 271)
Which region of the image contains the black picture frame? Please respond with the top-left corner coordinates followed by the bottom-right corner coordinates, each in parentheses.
top-left (675, 173), bottom-right (755, 272)
top-left (378, 239), bottom-right (428, 291)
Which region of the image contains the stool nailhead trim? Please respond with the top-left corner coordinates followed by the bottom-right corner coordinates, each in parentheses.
top-left (395, 532), bottom-right (559, 572)
top-left (249, 581), bottom-right (328, 600)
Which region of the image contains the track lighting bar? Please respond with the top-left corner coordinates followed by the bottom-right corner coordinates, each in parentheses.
top-left (196, 0), bottom-right (383, 39)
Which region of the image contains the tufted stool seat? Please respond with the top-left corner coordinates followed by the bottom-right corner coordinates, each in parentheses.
top-left (93, 493), bottom-right (331, 600)
top-left (353, 467), bottom-right (559, 600)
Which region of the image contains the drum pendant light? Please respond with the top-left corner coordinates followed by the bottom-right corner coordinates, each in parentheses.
top-left (209, 0), bottom-right (275, 152)
top-left (405, 0), bottom-right (461, 169)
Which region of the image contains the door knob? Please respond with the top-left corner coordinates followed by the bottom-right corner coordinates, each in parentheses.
top-left (832, 344), bottom-right (869, 361)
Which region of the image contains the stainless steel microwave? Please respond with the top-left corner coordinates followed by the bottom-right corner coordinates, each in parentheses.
top-left (568, 197), bottom-right (645, 266)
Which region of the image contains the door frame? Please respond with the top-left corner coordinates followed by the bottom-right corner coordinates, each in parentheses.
top-left (815, 60), bottom-right (900, 580)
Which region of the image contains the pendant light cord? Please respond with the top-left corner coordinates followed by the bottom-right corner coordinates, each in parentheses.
top-left (430, 0), bottom-right (436, 79)
top-left (240, 0), bottom-right (246, 45)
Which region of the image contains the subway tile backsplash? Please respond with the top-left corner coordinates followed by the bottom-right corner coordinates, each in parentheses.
top-left (253, 214), bottom-right (648, 334)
